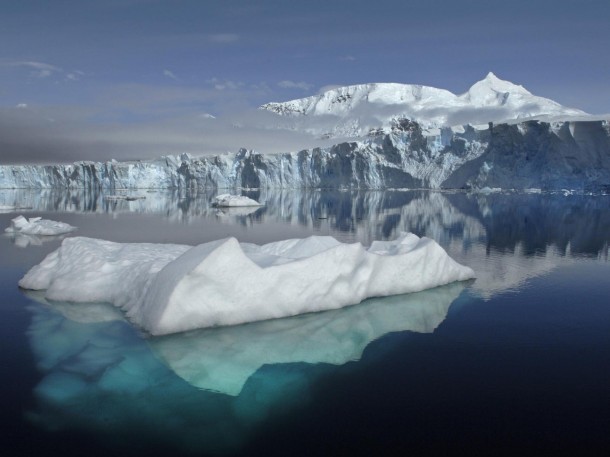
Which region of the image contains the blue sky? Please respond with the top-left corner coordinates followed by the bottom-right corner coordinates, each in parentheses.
top-left (1, 0), bottom-right (609, 162)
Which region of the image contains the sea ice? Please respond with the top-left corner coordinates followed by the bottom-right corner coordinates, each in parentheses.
top-left (212, 194), bottom-right (262, 207)
top-left (5, 215), bottom-right (76, 236)
top-left (19, 233), bottom-right (475, 335)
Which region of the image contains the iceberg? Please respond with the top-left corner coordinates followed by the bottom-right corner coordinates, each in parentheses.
top-left (212, 194), bottom-right (262, 207)
top-left (5, 215), bottom-right (76, 236)
top-left (19, 233), bottom-right (474, 335)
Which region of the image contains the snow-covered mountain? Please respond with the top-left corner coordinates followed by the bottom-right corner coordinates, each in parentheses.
top-left (260, 72), bottom-right (588, 138)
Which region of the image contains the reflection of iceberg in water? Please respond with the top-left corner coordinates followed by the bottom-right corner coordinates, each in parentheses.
top-left (5, 232), bottom-right (68, 248)
top-left (151, 282), bottom-right (465, 396)
top-left (23, 282), bottom-right (464, 453)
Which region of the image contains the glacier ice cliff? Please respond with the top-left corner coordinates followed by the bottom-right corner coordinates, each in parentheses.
top-left (1, 120), bottom-right (608, 192)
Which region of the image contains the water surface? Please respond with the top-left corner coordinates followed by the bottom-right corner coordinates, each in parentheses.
top-left (1, 189), bottom-right (609, 456)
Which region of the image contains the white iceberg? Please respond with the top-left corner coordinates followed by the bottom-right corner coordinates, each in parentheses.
top-left (212, 194), bottom-right (262, 207)
top-left (19, 233), bottom-right (475, 335)
top-left (5, 215), bottom-right (76, 236)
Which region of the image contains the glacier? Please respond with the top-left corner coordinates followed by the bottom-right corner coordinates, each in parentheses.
top-left (18, 233), bottom-right (474, 335)
top-left (1, 119), bottom-right (608, 192)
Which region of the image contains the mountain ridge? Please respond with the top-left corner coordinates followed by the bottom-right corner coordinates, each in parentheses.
top-left (260, 73), bottom-right (588, 138)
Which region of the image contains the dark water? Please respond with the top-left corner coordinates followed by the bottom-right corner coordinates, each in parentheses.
top-left (1, 189), bottom-right (609, 456)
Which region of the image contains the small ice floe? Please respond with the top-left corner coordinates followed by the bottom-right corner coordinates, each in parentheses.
top-left (212, 194), bottom-right (262, 207)
top-left (105, 195), bottom-right (146, 201)
top-left (0, 205), bottom-right (17, 213)
top-left (19, 232), bottom-right (475, 336)
top-left (5, 215), bottom-right (76, 236)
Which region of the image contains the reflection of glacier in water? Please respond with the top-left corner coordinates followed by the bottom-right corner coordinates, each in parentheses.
top-left (5, 188), bottom-right (608, 299)
top-left (24, 282), bottom-right (464, 453)
top-left (2, 188), bottom-right (608, 256)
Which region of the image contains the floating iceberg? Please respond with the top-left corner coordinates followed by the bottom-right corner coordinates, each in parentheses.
top-left (19, 233), bottom-right (475, 335)
top-left (5, 215), bottom-right (76, 236)
top-left (212, 194), bottom-right (262, 207)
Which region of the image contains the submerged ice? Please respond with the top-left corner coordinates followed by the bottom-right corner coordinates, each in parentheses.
top-left (24, 280), bottom-right (464, 453)
top-left (19, 233), bottom-right (474, 335)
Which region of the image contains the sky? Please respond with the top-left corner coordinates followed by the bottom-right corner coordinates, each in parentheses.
top-left (1, 0), bottom-right (609, 164)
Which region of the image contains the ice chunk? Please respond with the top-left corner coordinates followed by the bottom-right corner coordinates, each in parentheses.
top-left (5, 215), bottom-right (76, 236)
top-left (212, 194), bottom-right (262, 207)
top-left (105, 195), bottom-right (146, 201)
top-left (19, 233), bottom-right (475, 335)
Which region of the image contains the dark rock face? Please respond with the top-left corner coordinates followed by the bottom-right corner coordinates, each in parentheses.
top-left (442, 120), bottom-right (610, 191)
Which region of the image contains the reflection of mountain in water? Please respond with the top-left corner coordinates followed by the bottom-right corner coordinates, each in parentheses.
top-left (23, 282), bottom-right (462, 453)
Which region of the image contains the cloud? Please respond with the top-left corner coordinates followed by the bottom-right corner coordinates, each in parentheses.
top-left (16, 103), bottom-right (28, 109)
top-left (278, 80), bottom-right (313, 91)
top-left (66, 70), bottom-right (85, 81)
top-left (163, 69), bottom-right (180, 82)
top-left (206, 78), bottom-right (245, 91)
top-left (1, 60), bottom-right (62, 78)
top-left (0, 102), bottom-right (336, 165)
top-left (339, 55), bottom-right (356, 61)
top-left (208, 33), bottom-right (239, 43)
top-left (1, 60), bottom-right (86, 83)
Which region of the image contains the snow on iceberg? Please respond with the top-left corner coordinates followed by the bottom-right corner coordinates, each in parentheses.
top-left (212, 194), bottom-right (262, 207)
top-left (5, 215), bottom-right (76, 236)
top-left (19, 233), bottom-right (475, 335)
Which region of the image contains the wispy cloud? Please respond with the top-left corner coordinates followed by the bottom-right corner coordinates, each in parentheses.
top-left (1, 60), bottom-right (85, 82)
top-left (339, 55), bottom-right (356, 62)
top-left (66, 70), bottom-right (85, 81)
top-left (163, 69), bottom-right (180, 82)
top-left (1, 60), bottom-right (62, 78)
top-left (206, 77), bottom-right (245, 91)
top-left (208, 33), bottom-right (239, 43)
top-left (278, 80), bottom-right (313, 91)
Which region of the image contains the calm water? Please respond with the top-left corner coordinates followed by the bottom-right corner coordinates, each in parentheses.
top-left (1, 189), bottom-right (609, 456)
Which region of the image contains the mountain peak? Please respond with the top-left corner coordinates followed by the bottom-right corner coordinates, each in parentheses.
top-left (260, 74), bottom-right (587, 137)
top-left (464, 73), bottom-right (532, 107)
